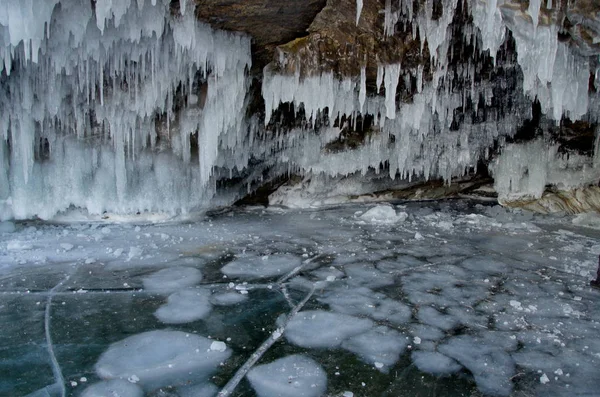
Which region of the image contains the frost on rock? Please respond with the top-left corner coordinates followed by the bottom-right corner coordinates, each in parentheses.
top-left (246, 355), bottom-right (327, 397)
top-left (95, 330), bottom-right (231, 391)
top-left (0, 0), bottom-right (251, 220)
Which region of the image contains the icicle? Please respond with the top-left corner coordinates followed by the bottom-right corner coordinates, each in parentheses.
top-left (528, 0), bottom-right (541, 34)
top-left (384, 63), bottom-right (401, 119)
top-left (356, 0), bottom-right (363, 25)
top-left (376, 64), bottom-right (384, 94)
top-left (359, 66), bottom-right (366, 114)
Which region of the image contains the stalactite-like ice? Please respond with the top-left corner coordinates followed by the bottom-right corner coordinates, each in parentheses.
top-left (492, 138), bottom-right (600, 202)
top-left (356, 0), bottom-right (363, 26)
top-left (0, 0), bottom-right (251, 220)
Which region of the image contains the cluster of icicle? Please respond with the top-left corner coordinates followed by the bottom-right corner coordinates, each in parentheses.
top-left (0, 0), bottom-right (251, 220)
top-left (261, 0), bottom-right (599, 201)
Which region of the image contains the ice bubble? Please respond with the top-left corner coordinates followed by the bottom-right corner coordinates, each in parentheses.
top-left (247, 355), bottom-right (327, 397)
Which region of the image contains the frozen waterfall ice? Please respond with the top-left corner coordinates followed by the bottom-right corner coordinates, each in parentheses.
top-left (0, 0), bottom-right (598, 220)
top-left (0, 0), bottom-right (251, 220)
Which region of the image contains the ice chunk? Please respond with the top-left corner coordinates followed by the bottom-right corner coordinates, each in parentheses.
top-left (417, 306), bottom-right (458, 331)
top-left (95, 330), bottom-right (231, 390)
top-left (221, 254), bottom-right (301, 280)
top-left (154, 288), bottom-right (212, 324)
top-left (80, 379), bottom-right (143, 397)
top-left (341, 326), bottom-right (407, 372)
top-left (210, 341), bottom-right (227, 352)
top-left (247, 355), bottom-right (327, 397)
top-left (438, 335), bottom-right (515, 396)
top-left (285, 310), bottom-right (374, 348)
top-left (359, 205), bottom-right (408, 224)
top-left (319, 287), bottom-right (412, 325)
top-left (210, 291), bottom-right (248, 306)
top-left (142, 267), bottom-right (203, 293)
top-left (411, 351), bottom-right (462, 376)
top-left (0, 221), bottom-right (15, 233)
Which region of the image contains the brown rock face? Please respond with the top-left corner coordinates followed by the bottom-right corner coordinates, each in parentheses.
top-left (194, 0), bottom-right (327, 69)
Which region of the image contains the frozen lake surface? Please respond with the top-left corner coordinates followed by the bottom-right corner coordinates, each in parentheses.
top-left (1, 201), bottom-right (599, 397)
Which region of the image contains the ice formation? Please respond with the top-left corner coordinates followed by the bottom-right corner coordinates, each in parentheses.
top-left (0, 0), bottom-right (598, 220)
top-left (221, 254), bottom-right (301, 280)
top-left (95, 330), bottom-right (231, 390)
top-left (246, 355), bottom-right (327, 397)
top-left (0, 0), bottom-right (251, 220)
top-left (80, 379), bottom-right (144, 397)
top-left (492, 138), bottom-right (600, 202)
top-left (260, 0), bottom-right (599, 203)
top-left (142, 267), bottom-right (203, 293)
top-left (154, 288), bottom-right (212, 324)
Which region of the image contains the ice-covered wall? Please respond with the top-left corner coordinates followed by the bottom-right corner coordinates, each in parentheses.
top-left (1, 0), bottom-right (599, 219)
top-left (261, 0), bottom-right (600, 203)
top-left (0, 0), bottom-right (251, 220)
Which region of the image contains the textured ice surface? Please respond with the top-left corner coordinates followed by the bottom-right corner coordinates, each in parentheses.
top-left (2, 202), bottom-right (600, 397)
top-left (247, 355), bottom-right (327, 397)
top-left (439, 335), bottom-right (516, 396)
top-left (221, 254), bottom-right (301, 280)
top-left (358, 205), bottom-right (408, 224)
top-left (80, 379), bottom-right (144, 397)
top-left (142, 267), bottom-right (203, 293)
top-left (95, 330), bottom-right (231, 390)
top-left (411, 351), bottom-right (462, 376)
top-left (285, 310), bottom-right (374, 348)
top-left (341, 326), bottom-right (407, 371)
top-left (154, 288), bottom-right (212, 324)
top-left (210, 291), bottom-right (248, 306)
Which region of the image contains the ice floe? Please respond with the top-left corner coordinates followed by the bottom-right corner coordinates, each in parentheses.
top-left (247, 355), bottom-right (327, 397)
top-left (95, 330), bottom-right (230, 390)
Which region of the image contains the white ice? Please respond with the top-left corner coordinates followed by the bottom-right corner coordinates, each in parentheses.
top-left (154, 288), bottom-right (212, 324)
top-left (358, 205), bottom-right (408, 224)
top-left (210, 291), bottom-right (249, 306)
top-left (221, 254), bottom-right (301, 280)
top-left (341, 326), bottom-right (407, 372)
top-left (247, 355), bottom-right (327, 397)
top-left (285, 310), bottom-right (374, 348)
top-left (411, 351), bottom-right (462, 376)
top-left (80, 379), bottom-right (144, 397)
top-left (142, 267), bottom-right (203, 293)
top-left (95, 330), bottom-right (231, 391)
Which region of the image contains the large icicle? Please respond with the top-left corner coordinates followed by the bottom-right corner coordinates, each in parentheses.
top-left (0, 0), bottom-right (251, 220)
top-left (356, 0), bottom-right (363, 25)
